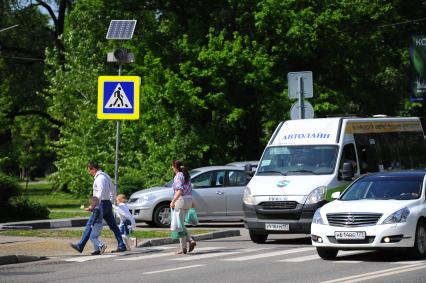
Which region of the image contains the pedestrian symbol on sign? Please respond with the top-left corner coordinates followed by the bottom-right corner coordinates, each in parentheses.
top-left (105, 83), bottom-right (132, 109)
top-left (98, 75), bottom-right (140, 120)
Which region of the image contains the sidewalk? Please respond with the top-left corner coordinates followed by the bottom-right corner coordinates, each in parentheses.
top-left (0, 218), bottom-right (240, 265)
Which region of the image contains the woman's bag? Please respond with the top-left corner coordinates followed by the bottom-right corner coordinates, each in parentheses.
top-left (185, 208), bottom-right (199, 226)
top-left (170, 208), bottom-right (187, 239)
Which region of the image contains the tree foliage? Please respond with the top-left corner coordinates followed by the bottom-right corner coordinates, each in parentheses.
top-left (1, 0), bottom-right (425, 196)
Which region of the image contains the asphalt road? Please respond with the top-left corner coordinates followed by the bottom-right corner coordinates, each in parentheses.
top-left (1, 228), bottom-right (425, 283)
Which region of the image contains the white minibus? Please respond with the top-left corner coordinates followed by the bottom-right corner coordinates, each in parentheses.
top-left (243, 117), bottom-right (426, 243)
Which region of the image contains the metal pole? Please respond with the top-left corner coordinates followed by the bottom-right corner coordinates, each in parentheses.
top-left (0, 24), bottom-right (19, 33)
top-left (298, 76), bottom-right (305, 119)
top-left (114, 64), bottom-right (122, 191)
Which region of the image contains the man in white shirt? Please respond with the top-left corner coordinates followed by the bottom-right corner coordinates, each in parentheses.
top-left (70, 161), bottom-right (126, 253)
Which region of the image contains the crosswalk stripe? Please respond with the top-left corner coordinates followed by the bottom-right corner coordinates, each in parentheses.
top-left (278, 254), bottom-right (319, 262)
top-left (144, 264), bottom-right (205, 275)
top-left (170, 248), bottom-right (264, 261)
top-left (64, 255), bottom-right (117, 262)
top-left (223, 247), bottom-right (315, 261)
top-left (171, 251), bottom-right (241, 261)
top-left (117, 247), bottom-right (223, 261)
top-left (392, 260), bottom-right (426, 265)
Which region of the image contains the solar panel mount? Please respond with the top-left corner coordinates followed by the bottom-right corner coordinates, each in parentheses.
top-left (106, 20), bottom-right (137, 40)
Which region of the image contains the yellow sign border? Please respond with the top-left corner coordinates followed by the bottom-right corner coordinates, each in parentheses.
top-left (97, 76), bottom-right (140, 120)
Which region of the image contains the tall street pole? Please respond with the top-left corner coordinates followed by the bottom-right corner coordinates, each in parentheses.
top-left (114, 64), bottom-right (122, 191)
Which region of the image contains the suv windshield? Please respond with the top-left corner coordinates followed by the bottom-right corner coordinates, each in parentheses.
top-left (257, 145), bottom-right (338, 176)
top-left (340, 177), bottom-right (423, 201)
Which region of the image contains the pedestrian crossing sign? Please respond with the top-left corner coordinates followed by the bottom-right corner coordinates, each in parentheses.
top-left (97, 76), bottom-right (141, 120)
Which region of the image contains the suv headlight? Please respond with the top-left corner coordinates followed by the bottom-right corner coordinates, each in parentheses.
top-left (305, 186), bottom-right (327, 204)
top-left (136, 194), bottom-right (155, 204)
top-left (243, 187), bottom-right (255, 205)
top-left (312, 208), bottom-right (324, 224)
top-left (382, 207), bottom-right (410, 224)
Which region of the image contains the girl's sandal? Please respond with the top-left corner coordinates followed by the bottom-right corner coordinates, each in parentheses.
top-left (176, 248), bottom-right (187, 254)
top-left (188, 240), bottom-right (196, 253)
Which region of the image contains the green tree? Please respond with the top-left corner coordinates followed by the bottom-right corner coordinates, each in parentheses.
top-left (0, 1), bottom-right (56, 177)
top-left (44, 0), bottom-right (426, 197)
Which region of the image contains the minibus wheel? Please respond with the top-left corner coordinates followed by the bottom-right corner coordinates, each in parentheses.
top-left (249, 229), bottom-right (267, 244)
top-left (316, 247), bottom-right (338, 260)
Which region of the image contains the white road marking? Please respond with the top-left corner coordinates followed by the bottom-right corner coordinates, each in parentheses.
top-left (170, 248), bottom-right (264, 261)
top-left (117, 247), bottom-right (223, 261)
top-left (143, 246), bottom-right (175, 251)
top-left (144, 264), bottom-right (205, 275)
top-left (392, 260), bottom-right (426, 264)
top-left (320, 263), bottom-right (426, 283)
top-left (64, 255), bottom-right (117, 262)
top-left (278, 254), bottom-right (319, 262)
top-left (277, 250), bottom-right (367, 263)
top-left (223, 247), bottom-right (315, 261)
top-left (171, 251), bottom-right (241, 261)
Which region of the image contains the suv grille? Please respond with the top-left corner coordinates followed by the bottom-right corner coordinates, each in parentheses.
top-left (326, 213), bottom-right (382, 227)
top-left (258, 201), bottom-right (298, 210)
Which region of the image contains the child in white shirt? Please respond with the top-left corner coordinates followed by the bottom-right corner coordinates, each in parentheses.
top-left (114, 194), bottom-right (136, 250)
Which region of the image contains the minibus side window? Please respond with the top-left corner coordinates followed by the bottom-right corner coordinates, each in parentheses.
top-left (340, 144), bottom-right (358, 173)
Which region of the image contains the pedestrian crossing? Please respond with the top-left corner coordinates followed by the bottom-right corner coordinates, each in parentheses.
top-left (64, 245), bottom-right (413, 264)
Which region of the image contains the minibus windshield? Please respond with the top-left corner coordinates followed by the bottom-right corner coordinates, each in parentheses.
top-left (257, 145), bottom-right (338, 176)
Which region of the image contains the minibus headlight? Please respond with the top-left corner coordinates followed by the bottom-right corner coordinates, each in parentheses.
top-left (312, 208), bottom-right (324, 225)
top-left (382, 207), bottom-right (410, 224)
top-left (243, 187), bottom-right (255, 205)
top-left (305, 186), bottom-right (327, 204)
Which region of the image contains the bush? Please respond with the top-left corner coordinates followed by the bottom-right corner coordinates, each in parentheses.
top-left (0, 173), bottom-right (50, 222)
top-left (118, 169), bottom-right (146, 198)
top-left (13, 198), bottom-right (50, 220)
top-left (0, 172), bottom-right (21, 202)
top-left (0, 198), bottom-right (50, 222)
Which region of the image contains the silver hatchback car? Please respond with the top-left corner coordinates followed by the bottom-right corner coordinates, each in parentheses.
top-left (127, 166), bottom-right (250, 227)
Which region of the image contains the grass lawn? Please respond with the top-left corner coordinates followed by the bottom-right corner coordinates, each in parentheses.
top-left (0, 229), bottom-right (211, 239)
top-left (20, 181), bottom-right (88, 219)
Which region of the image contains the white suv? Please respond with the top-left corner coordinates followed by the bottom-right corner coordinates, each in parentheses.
top-left (311, 171), bottom-right (426, 260)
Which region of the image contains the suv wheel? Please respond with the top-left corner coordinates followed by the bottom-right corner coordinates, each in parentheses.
top-left (316, 247), bottom-right (338, 260)
top-left (249, 229), bottom-right (268, 244)
top-left (409, 220), bottom-right (426, 259)
top-left (153, 203), bottom-right (171, 228)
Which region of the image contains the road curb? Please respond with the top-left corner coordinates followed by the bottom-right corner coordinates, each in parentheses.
top-left (0, 218), bottom-right (88, 230)
top-left (0, 255), bottom-right (46, 266)
top-left (139, 229), bottom-right (240, 247)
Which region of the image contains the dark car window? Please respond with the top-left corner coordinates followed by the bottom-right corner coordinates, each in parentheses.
top-left (227, 170), bottom-right (247, 186)
top-left (192, 170), bottom-right (225, 188)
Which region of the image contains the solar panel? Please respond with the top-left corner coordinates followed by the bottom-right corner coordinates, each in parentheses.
top-left (106, 20), bottom-right (137, 40)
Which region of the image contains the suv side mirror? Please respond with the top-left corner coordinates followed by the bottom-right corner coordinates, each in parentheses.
top-left (331, 191), bottom-right (341, 199)
top-left (340, 162), bottom-right (354, 181)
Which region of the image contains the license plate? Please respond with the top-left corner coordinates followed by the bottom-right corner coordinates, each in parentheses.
top-left (334, 231), bottom-right (366, 240)
top-left (265, 223), bottom-right (289, 231)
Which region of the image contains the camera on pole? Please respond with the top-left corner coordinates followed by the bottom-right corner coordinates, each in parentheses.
top-left (107, 48), bottom-right (135, 64)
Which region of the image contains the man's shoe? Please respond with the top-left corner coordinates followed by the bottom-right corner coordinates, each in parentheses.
top-left (111, 248), bottom-right (126, 253)
top-left (99, 244), bottom-right (107, 255)
top-left (91, 250), bottom-right (101, 255)
top-left (69, 243), bottom-right (82, 253)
